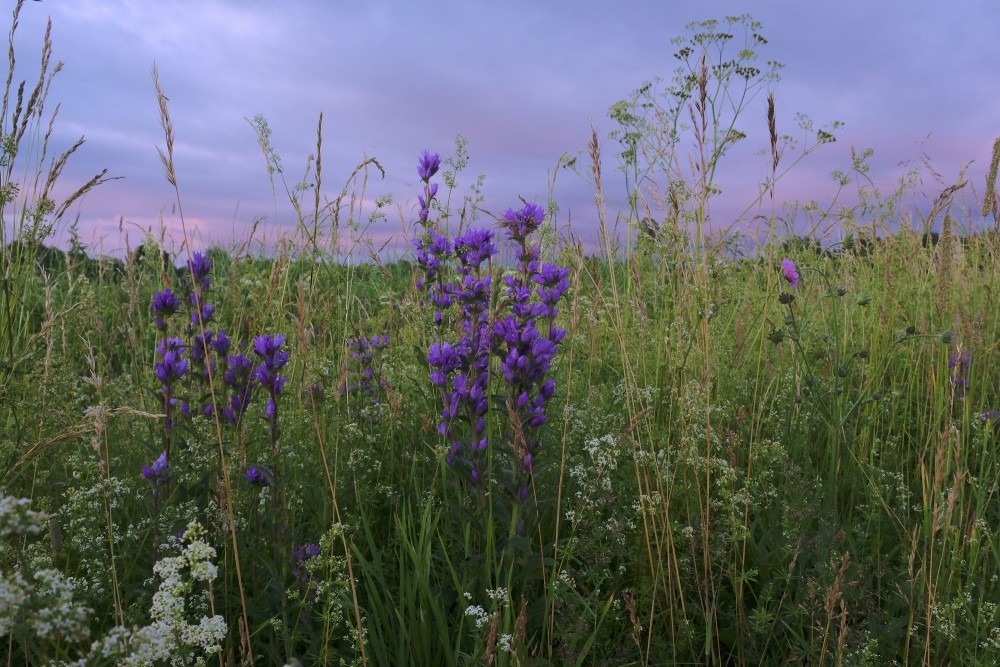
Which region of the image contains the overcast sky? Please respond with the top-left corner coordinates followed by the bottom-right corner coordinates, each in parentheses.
top-left (7, 0), bottom-right (1000, 258)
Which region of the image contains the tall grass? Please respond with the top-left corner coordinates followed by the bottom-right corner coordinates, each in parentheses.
top-left (3, 9), bottom-right (1000, 667)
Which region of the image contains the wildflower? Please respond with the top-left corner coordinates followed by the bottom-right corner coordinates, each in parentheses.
top-left (500, 203), bottom-right (546, 240)
top-left (142, 451), bottom-right (171, 485)
top-left (949, 350), bottom-right (973, 399)
top-left (342, 334), bottom-right (390, 410)
top-left (427, 342), bottom-right (461, 386)
top-left (190, 302), bottom-right (215, 328)
top-left (415, 152), bottom-right (442, 230)
top-left (533, 263), bottom-right (571, 320)
top-left (781, 258), bottom-right (799, 288)
top-left (212, 330), bottom-right (232, 355)
top-left (155, 337), bottom-right (188, 437)
top-left (491, 202), bottom-right (568, 500)
top-left (185, 252), bottom-right (215, 332)
top-left (948, 351), bottom-right (972, 372)
top-left (155, 347), bottom-right (188, 386)
top-left (152, 289), bottom-right (181, 330)
top-left (983, 409), bottom-right (999, 423)
top-left (253, 334), bottom-right (289, 457)
top-left (244, 464), bottom-right (271, 487)
top-left (252, 333), bottom-right (290, 413)
top-left (222, 350), bottom-right (255, 426)
top-left (91, 522), bottom-right (226, 664)
top-left (455, 228), bottom-right (498, 268)
top-left (441, 228), bottom-right (498, 479)
top-left (417, 150), bottom-right (441, 181)
top-left (187, 252), bottom-right (212, 293)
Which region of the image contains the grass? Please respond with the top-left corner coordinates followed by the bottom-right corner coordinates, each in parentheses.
top-left (3, 7), bottom-right (1000, 666)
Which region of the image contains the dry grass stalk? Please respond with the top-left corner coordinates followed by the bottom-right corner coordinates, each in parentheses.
top-left (485, 611), bottom-right (500, 665)
top-left (768, 90), bottom-right (778, 201)
top-left (12, 14), bottom-right (54, 147)
top-left (1, 0), bottom-right (23, 127)
top-left (152, 63), bottom-right (177, 188)
top-left (935, 214), bottom-right (953, 321)
top-left (984, 137), bottom-right (1000, 220)
top-left (818, 552), bottom-right (851, 666)
top-left (515, 594), bottom-right (528, 645)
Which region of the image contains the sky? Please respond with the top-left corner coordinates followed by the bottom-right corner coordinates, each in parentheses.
top-left (6, 0), bottom-right (1000, 259)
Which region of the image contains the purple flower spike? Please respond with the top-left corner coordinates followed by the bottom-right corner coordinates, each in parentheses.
top-left (253, 334), bottom-right (289, 366)
top-left (245, 464), bottom-right (271, 487)
top-left (252, 333), bottom-right (289, 431)
top-left (155, 350), bottom-right (188, 386)
top-left (188, 252), bottom-right (213, 292)
top-left (142, 451), bottom-right (170, 485)
top-left (212, 330), bottom-right (232, 355)
top-left (781, 258), bottom-right (799, 288)
top-left (417, 150), bottom-right (441, 181)
top-left (152, 289), bottom-right (181, 330)
top-left (500, 203), bottom-right (546, 241)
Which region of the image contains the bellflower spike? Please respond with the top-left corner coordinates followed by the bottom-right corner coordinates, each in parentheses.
top-left (253, 333), bottom-right (289, 458)
top-left (417, 150), bottom-right (441, 181)
top-left (152, 289), bottom-right (181, 330)
top-left (500, 203), bottom-right (546, 241)
top-left (212, 330), bottom-right (232, 356)
top-left (222, 350), bottom-right (255, 426)
top-left (142, 451), bottom-right (170, 485)
top-left (342, 334), bottom-right (390, 411)
top-left (245, 464), bottom-right (271, 487)
top-left (155, 339), bottom-right (188, 387)
top-left (253, 334), bottom-right (289, 369)
top-left (187, 252), bottom-right (213, 293)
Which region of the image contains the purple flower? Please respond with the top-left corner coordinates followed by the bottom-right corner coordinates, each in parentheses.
top-left (455, 228), bottom-right (497, 267)
top-left (152, 289), bottom-right (181, 330)
top-left (949, 351), bottom-right (973, 399)
top-left (142, 451), bottom-right (170, 485)
top-left (781, 258), bottom-right (799, 288)
top-left (222, 351), bottom-right (255, 426)
top-left (253, 334), bottom-right (289, 368)
top-left (948, 351), bottom-right (972, 372)
top-left (252, 334), bottom-right (289, 432)
top-left (155, 345), bottom-right (188, 386)
top-left (417, 150), bottom-right (441, 181)
top-left (292, 542), bottom-right (322, 584)
top-left (500, 203), bottom-right (546, 241)
top-left (189, 330), bottom-right (214, 364)
top-left (190, 303), bottom-right (215, 327)
top-left (212, 330), bottom-right (232, 355)
top-left (983, 409), bottom-right (999, 423)
top-left (488, 206), bottom-right (570, 500)
top-left (187, 252), bottom-right (212, 292)
top-left (245, 464), bottom-right (271, 487)
top-left (343, 334), bottom-right (390, 411)
top-left (427, 342), bottom-right (461, 385)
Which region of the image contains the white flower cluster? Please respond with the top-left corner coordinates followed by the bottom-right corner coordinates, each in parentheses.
top-left (0, 494), bottom-right (91, 644)
top-left (92, 521), bottom-right (226, 666)
top-left (0, 493), bottom-right (48, 540)
top-left (464, 604), bottom-right (490, 629)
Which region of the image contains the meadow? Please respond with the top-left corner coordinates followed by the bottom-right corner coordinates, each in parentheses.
top-left (3, 8), bottom-right (1000, 666)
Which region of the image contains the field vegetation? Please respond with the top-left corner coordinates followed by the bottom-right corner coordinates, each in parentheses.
top-left (3, 6), bottom-right (1000, 665)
